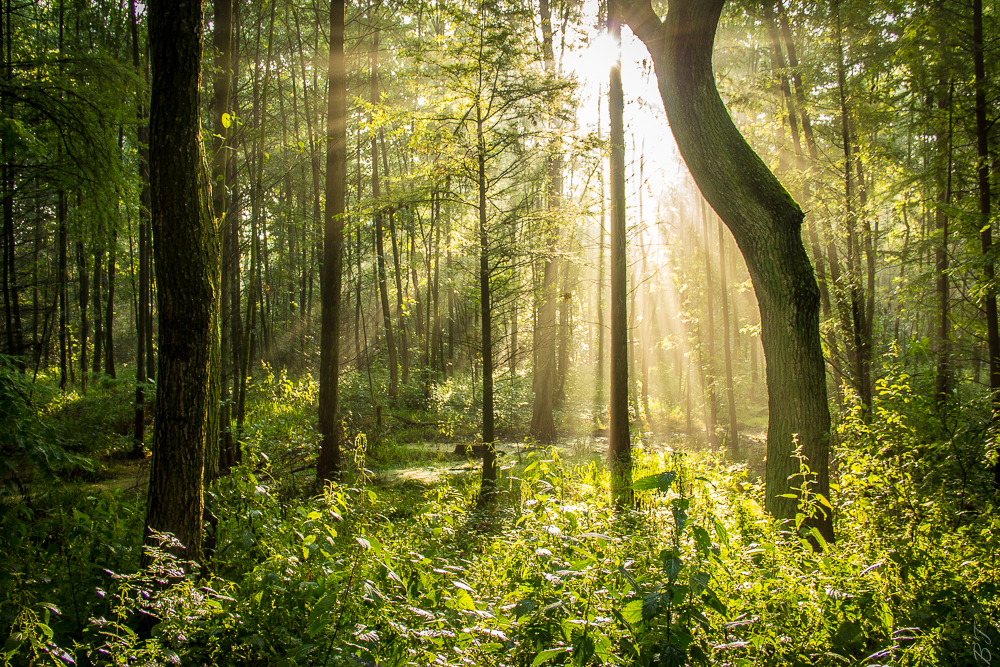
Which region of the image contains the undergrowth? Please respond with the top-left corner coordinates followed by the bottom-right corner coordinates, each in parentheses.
top-left (1, 362), bottom-right (998, 666)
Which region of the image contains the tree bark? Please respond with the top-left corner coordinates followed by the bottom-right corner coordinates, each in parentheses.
top-left (76, 239), bottom-right (89, 394)
top-left (58, 191), bottom-right (67, 390)
top-left (595, 87), bottom-right (606, 423)
top-left (92, 244), bottom-right (103, 374)
top-left (317, 0), bottom-right (347, 483)
top-left (143, 0), bottom-right (219, 564)
top-left (969, 0), bottom-right (1000, 487)
top-left (935, 82), bottom-right (953, 405)
top-left (607, 0), bottom-right (632, 507)
top-left (475, 102), bottom-right (499, 506)
top-left (131, 0), bottom-right (149, 458)
top-left (211, 0), bottom-right (233, 476)
top-left (104, 229), bottom-right (116, 378)
top-left (529, 0), bottom-right (560, 443)
top-left (718, 215), bottom-right (738, 457)
top-left (700, 197), bottom-right (717, 445)
top-left (622, 0), bottom-right (833, 541)
top-left (370, 26), bottom-right (397, 399)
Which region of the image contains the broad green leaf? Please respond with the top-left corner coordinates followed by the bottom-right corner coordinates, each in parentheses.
top-left (660, 549), bottom-right (683, 581)
top-left (622, 599), bottom-right (644, 624)
top-left (657, 642), bottom-right (686, 667)
top-left (642, 592), bottom-right (660, 621)
top-left (532, 647), bottom-right (570, 666)
top-left (692, 526), bottom-right (712, 554)
top-left (307, 593), bottom-right (337, 636)
top-left (632, 470), bottom-right (677, 493)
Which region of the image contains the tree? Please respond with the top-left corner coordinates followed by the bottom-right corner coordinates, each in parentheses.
top-left (316, 0), bottom-right (347, 484)
top-left (607, 0), bottom-right (631, 506)
top-left (142, 0), bottom-right (219, 563)
top-left (527, 0), bottom-right (560, 446)
top-left (621, 0), bottom-right (833, 541)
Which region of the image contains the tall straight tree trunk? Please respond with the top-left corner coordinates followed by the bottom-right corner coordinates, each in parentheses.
top-left (381, 131), bottom-right (408, 384)
top-left (701, 197), bottom-right (717, 444)
top-left (104, 230), bottom-right (116, 377)
top-left (529, 0), bottom-right (560, 442)
top-left (476, 102), bottom-right (498, 506)
top-left (370, 26), bottom-right (396, 398)
top-left (143, 0), bottom-right (219, 565)
top-left (317, 0), bottom-right (347, 483)
top-left (76, 239), bottom-right (89, 394)
top-left (595, 87), bottom-right (606, 423)
top-left (212, 0), bottom-right (233, 473)
top-left (622, 0), bottom-right (833, 542)
top-left (935, 82), bottom-right (953, 404)
top-left (607, 0), bottom-right (631, 507)
top-left (92, 244), bottom-right (103, 374)
top-left (718, 215), bottom-right (738, 457)
top-left (131, 0), bottom-right (149, 458)
top-left (0, 0), bottom-right (21, 363)
top-left (58, 191), bottom-right (67, 389)
top-left (835, 0), bottom-right (869, 416)
top-left (972, 0), bottom-right (1000, 486)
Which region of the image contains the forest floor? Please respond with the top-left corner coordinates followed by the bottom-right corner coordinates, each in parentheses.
top-left (5, 370), bottom-right (996, 667)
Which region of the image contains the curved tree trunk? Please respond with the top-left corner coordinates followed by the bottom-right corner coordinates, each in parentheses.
top-left (622, 0), bottom-right (833, 541)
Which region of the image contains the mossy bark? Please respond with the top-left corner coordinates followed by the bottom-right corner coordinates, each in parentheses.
top-left (144, 0), bottom-right (219, 564)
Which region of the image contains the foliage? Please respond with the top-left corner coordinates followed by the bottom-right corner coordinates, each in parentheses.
top-left (0, 357), bottom-right (94, 496)
top-left (3, 362), bottom-right (998, 665)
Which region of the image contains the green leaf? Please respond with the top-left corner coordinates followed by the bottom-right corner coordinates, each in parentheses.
top-left (672, 506), bottom-right (687, 534)
top-left (622, 599), bottom-right (644, 624)
top-left (632, 471), bottom-right (677, 493)
top-left (307, 593), bottom-right (337, 636)
top-left (657, 642), bottom-right (687, 667)
top-left (692, 526), bottom-right (712, 555)
top-left (513, 598), bottom-right (537, 618)
top-left (618, 566), bottom-right (640, 593)
top-left (642, 592), bottom-right (660, 621)
top-left (532, 647), bottom-right (570, 666)
top-left (660, 549), bottom-right (683, 581)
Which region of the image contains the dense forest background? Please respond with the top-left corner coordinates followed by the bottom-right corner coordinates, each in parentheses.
top-left (1, 0), bottom-right (999, 664)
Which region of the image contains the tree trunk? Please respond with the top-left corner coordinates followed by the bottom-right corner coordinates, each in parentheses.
top-left (382, 131), bottom-right (408, 385)
top-left (935, 82), bottom-right (953, 405)
top-left (476, 103), bottom-right (498, 507)
top-left (607, 0), bottom-right (631, 507)
top-left (595, 87), bottom-right (606, 423)
top-left (701, 197), bottom-right (717, 444)
top-left (971, 0), bottom-right (1000, 487)
top-left (131, 0), bottom-right (149, 458)
top-left (622, 0), bottom-right (833, 541)
top-left (76, 239), bottom-right (89, 394)
top-left (317, 0), bottom-right (347, 483)
top-left (211, 0), bottom-right (233, 476)
top-left (104, 230), bottom-right (116, 378)
top-left (529, 0), bottom-right (560, 442)
top-left (92, 244), bottom-right (103, 374)
top-left (58, 191), bottom-right (67, 389)
top-left (718, 215), bottom-right (738, 457)
top-left (834, 1), bottom-right (869, 417)
top-left (143, 0), bottom-right (219, 565)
